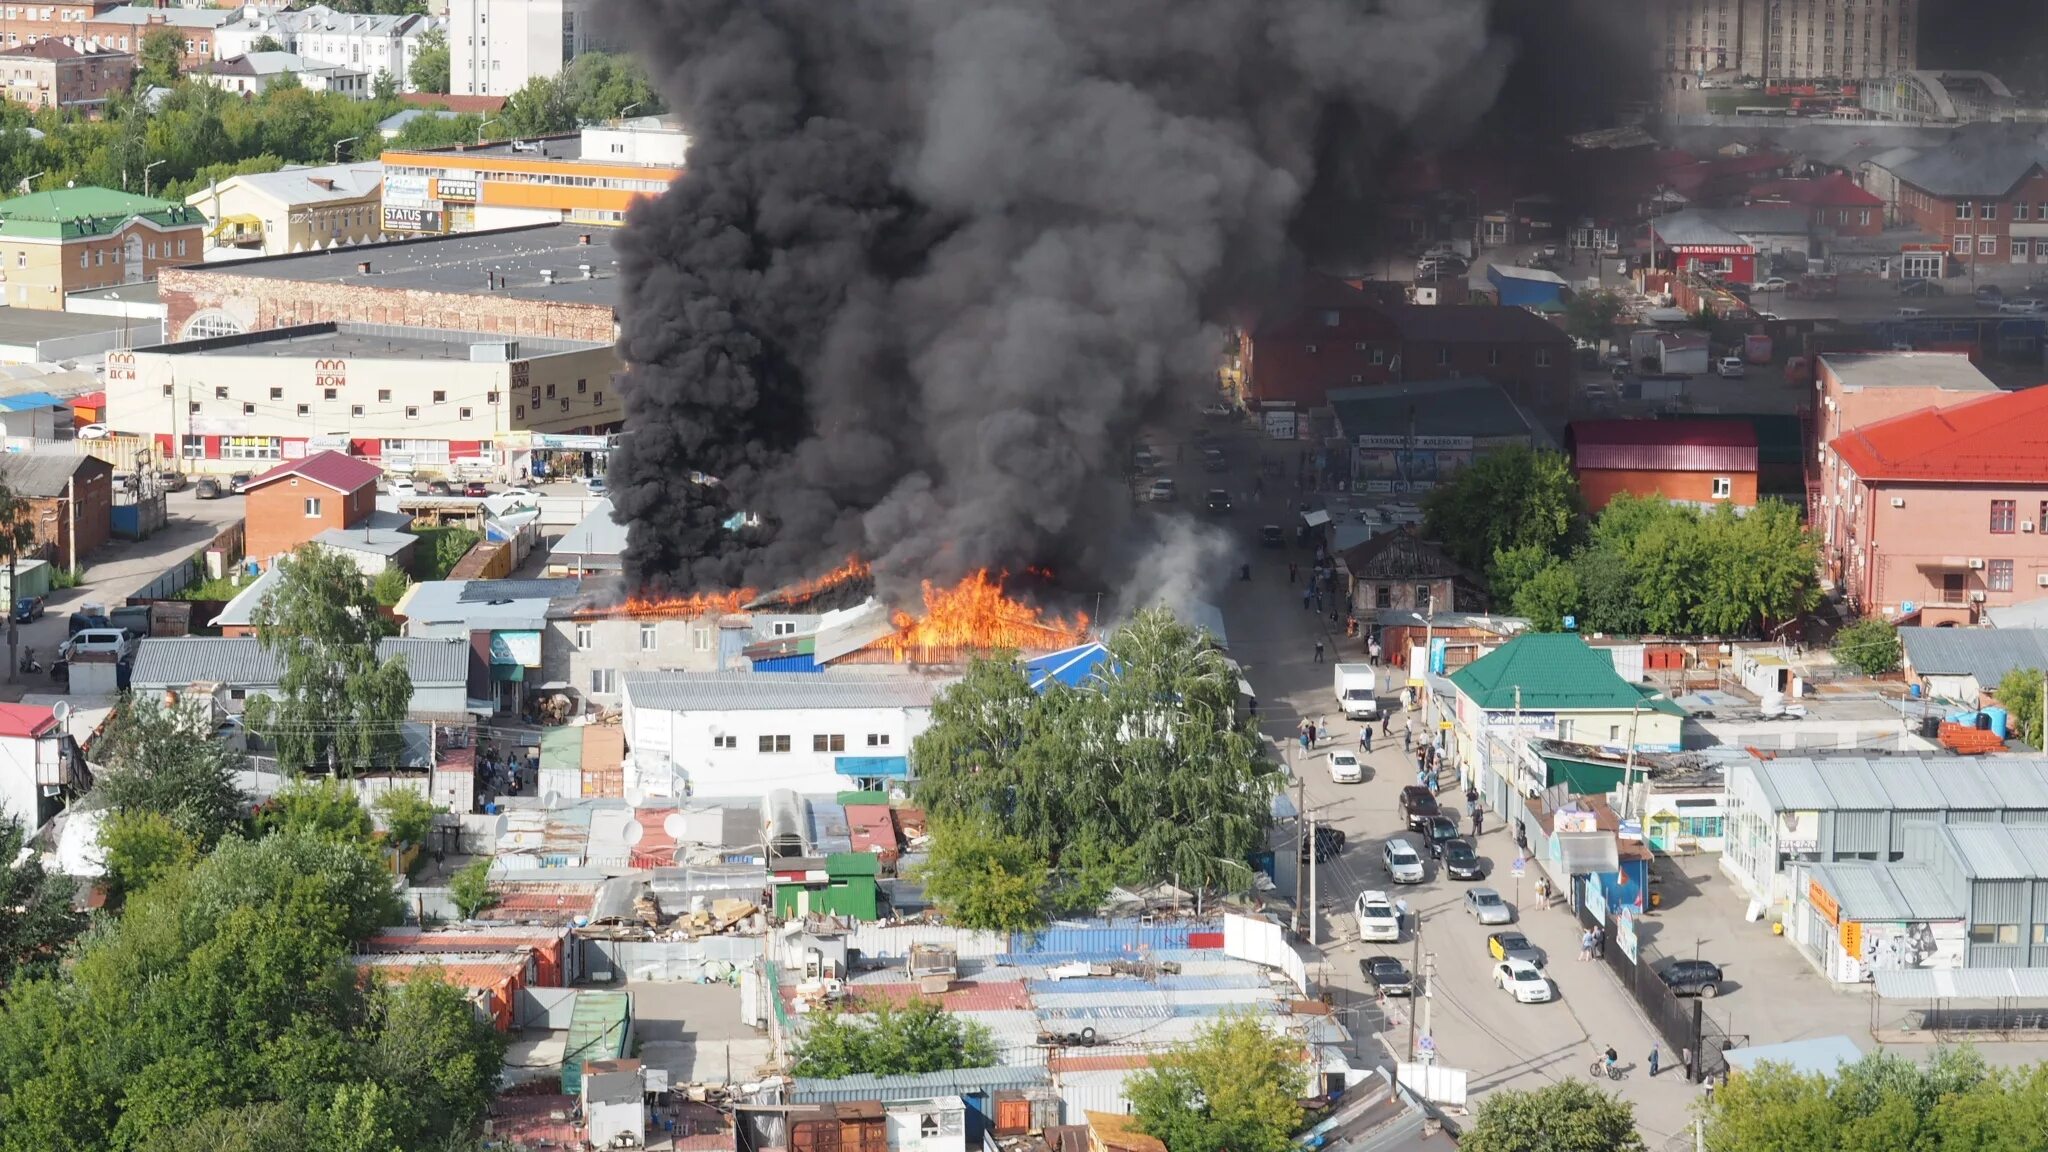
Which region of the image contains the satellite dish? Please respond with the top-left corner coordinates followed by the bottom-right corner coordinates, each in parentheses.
top-left (51, 701), bottom-right (70, 726)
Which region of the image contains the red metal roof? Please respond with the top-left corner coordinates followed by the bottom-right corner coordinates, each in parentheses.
top-left (843, 805), bottom-right (901, 861)
top-left (0, 703), bottom-right (58, 739)
top-left (399, 92), bottom-right (508, 115)
top-left (1748, 172), bottom-right (1884, 209)
top-left (837, 979), bottom-right (1030, 1013)
top-left (627, 807), bottom-right (678, 870)
top-left (1828, 386), bottom-right (2048, 483)
top-left (1569, 420), bottom-right (1758, 474)
top-left (243, 449), bottom-right (383, 495)
top-left (69, 391), bottom-right (105, 411)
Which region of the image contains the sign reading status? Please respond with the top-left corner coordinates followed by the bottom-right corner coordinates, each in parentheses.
top-left (382, 206), bottom-right (443, 232)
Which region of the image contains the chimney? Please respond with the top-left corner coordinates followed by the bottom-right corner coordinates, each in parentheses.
top-left (577, 233), bottom-right (592, 246)
top-left (357, 260), bottom-right (371, 274)
top-left (484, 270), bottom-right (496, 290)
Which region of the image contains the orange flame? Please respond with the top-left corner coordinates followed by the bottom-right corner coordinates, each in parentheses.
top-left (756, 555), bottom-right (872, 607)
top-left (615, 589), bottom-right (751, 618)
top-left (881, 569), bottom-right (1088, 660)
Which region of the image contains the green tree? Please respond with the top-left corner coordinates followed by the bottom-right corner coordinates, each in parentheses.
top-left (371, 69), bottom-right (397, 103)
top-left (790, 1000), bottom-right (997, 1079)
top-left (1563, 290), bottom-right (1626, 345)
top-left (1461, 1080), bottom-right (1645, 1152)
top-left (92, 696), bottom-right (246, 847)
top-left (101, 809), bottom-right (200, 899)
top-left (1833, 618), bottom-right (1903, 676)
top-left (560, 51), bottom-right (662, 122)
top-left (139, 27), bottom-right (185, 89)
top-left (498, 75), bottom-right (572, 137)
top-left (409, 28), bottom-right (449, 95)
top-left (1700, 1048), bottom-right (2039, 1152)
top-left (365, 977), bottom-right (505, 1147)
top-left (1512, 559), bottom-right (1584, 632)
top-left (249, 35), bottom-right (285, 53)
top-left (373, 790), bottom-right (435, 851)
top-left (261, 780), bottom-right (376, 846)
top-left (1489, 542), bottom-right (1555, 609)
top-left (914, 609), bottom-right (1279, 898)
top-left (447, 857), bottom-right (495, 920)
top-left (369, 566), bottom-right (411, 607)
top-left (1422, 445), bottom-right (1584, 575)
top-left (1127, 1013), bottom-right (1305, 1152)
top-left (914, 818), bottom-right (1051, 931)
top-left (1996, 667), bottom-right (2044, 748)
top-left (0, 817), bottom-right (80, 985)
top-left (244, 545), bottom-right (412, 774)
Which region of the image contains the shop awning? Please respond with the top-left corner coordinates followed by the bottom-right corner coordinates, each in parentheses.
top-left (836, 755), bottom-right (909, 779)
top-left (490, 629), bottom-right (542, 666)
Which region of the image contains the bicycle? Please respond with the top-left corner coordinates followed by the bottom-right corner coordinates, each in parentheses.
top-left (1588, 1059), bottom-right (1625, 1082)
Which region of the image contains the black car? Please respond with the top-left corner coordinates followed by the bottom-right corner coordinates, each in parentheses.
top-left (1205, 489), bottom-right (1232, 513)
top-left (1360, 955), bottom-right (1414, 997)
top-left (1442, 838), bottom-right (1485, 880)
top-left (1422, 814), bottom-right (1460, 858)
top-left (1659, 959), bottom-right (1724, 998)
top-left (1259, 525), bottom-right (1285, 549)
top-left (227, 471), bottom-right (255, 494)
top-left (195, 477), bottom-right (223, 500)
top-left (1399, 785), bottom-right (1440, 831)
top-left (1299, 825), bottom-right (1346, 864)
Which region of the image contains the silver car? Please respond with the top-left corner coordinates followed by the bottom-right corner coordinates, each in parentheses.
top-left (1383, 838), bottom-right (1425, 885)
top-left (1463, 887), bottom-right (1513, 926)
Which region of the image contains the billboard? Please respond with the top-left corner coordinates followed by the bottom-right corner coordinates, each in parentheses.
top-left (434, 177), bottom-right (479, 202)
top-left (1776, 810), bottom-right (1819, 854)
top-left (384, 174), bottom-right (431, 208)
top-left (1836, 920), bottom-right (1966, 983)
top-left (382, 206), bottom-right (445, 233)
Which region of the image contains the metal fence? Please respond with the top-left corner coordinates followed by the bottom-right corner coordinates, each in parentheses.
top-left (1575, 885), bottom-right (1746, 1081)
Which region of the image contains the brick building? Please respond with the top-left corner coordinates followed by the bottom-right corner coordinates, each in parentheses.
top-left (0, 451), bottom-right (112, 571)
top-left (0, 0), bottom-right (123, 55)
top-left (1748, 173), bottom-right (1885, 239)
top-left (82, 5), bottom-right (233, 71)
top-left (1380, 304), bottom-right (1574, 406)
top-left (1340, 527), bottom-right (1483, 623)
top-left (241, 451), bottom-right (383, 566)
top-left (1811, 351), bottom-right (1998, 534)
top-left (1827, 385), bottom-right (2048, 623)
top-left (156, 223), bottom-right (619, 344)
top-left (1566, 419), bottom-right (1759, 512)
top-left (0, 186), bottom-right (204, 311)
top-left (0, 38), bottom-right (130, 112)
top-left (1884, 127), bottom-right (2048, 270)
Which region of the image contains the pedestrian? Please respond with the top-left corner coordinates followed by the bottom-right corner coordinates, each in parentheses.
top-left (1368, 638), bottom-right (1382, 665)
top-left (1594, 925), bottom-right (1607, 959)
top-left (1649, 1044), bottom-right (1662, 1078)
top-left (1577, 931), bottom-right (1592, 961)
top-left (1361, 726), bottom-right (1373, 753)
top-left (1402, 726), bottom-right (1413, 753)
top-left (1313, 592), bottom-right (1323, 613)
top-left (1473, 809), bottom-right (1485, 837)
top-left (1681, 1047), bottom-right (1694, 1083)
top-left (1317, 719), bottom-right (1328, 745)
top-left (1380, 711), bottom-right (1392, 736)
top-left (1301, 587), bottom-right (1312, 611)
top-left (1314, 639), bottom-right (1325, 664)
top-left (1288, 561), bottom-right (1298, 584)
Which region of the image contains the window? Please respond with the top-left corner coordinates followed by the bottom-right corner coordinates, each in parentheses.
top-left (2019, 203), bottom-right (2033, 221)
top-left (1982, 202), bottom-right (1997, 220)
top-left (214, 386), bottom-right (229, 400)
top-left (758, 734), bottom-right (791, 754)
top-left (432, 390), bottom-right (446, 403)
top-left (1712, 476), bottom-right (1733, 498)
top-left (180, 434), bottom-right (203, 459)
top-left (866, 733), bottom-right (892, 747)
top-left (2035, 925), bottom-right (2048, 946)
top-left (1535, 348), bottom-right (1553, 367)
top-left (1370, 348), bottom-right (1385, 366)
top-left (1375, 584), bottom-right (1392, 609)
top-left (1990, 559), bottom-right (2014, 592)
top-left (1970, 923), bottom-right (2020, 945)
top-left (377, 389), bottom-right (391, 402)
top-left (692, 626), bottom-right (711, 652)
top-left (639, 624), bottom-right (657, 650)
top-left (1435, 347), bottom-right (1450, 366)
top-left (771, 620), bottom-right (797, 637)
top-left (1954, 235), bottom-right (1972, 255)
top-left (576, 378), bottom-right (587, 394)
top-left (189, 400), bottom-right (201, 414)
top-left (242, 403), bottom-right (254, 416)
top-left (459, 407), bottom-right (472, 420)
top-left (588, 667), bottom-right (615, 694)
top-left (712, 734), bottom-right (736, 750)
top-left (404, 406), bottom-right (419, 419)
top-left (593, 391), bottom-right (604, 406)
top-left (1677, 815), bottom-right (1723, 840)
top-left (812, 734), bottom-right (846, 753)
top-left (1957, 201), bottom-right (1973, 219)
top-left (221, 436), bottom-right (281, 460)
top-left (530, 387), bottom-right (541, 403)
top-left (303, 497), bottom-right (322, 517)
top-left (1992, 499), bottom-right (2017, 533)
top-left (324, 388), bottom-right (338, 401)
top-left (161, 384), bottom-right (172, 398)
top-left (2038, 239), bottom-right (2048, 258)
top-left (1858, 209), bottom-right (1870, 226)
top-left (1608, 725), bottom-right (1622, 741)
top-left (1414, 585), bottom-right (1432, 610)
top-left (516, 405), bottom-right (524, 419)
top-left (486, 391), bottom-right (500, 404)
top-left (2018, 240), bottom-right (2032, 260)
top-left (268, 386), bottom-right (283, 400)
top-left (545, 383), bottom-right (556, 399)
top-left (560, 399), bottom-right (571, 412)
top-left (351, 405), bottom-right (365, 418)
top-left (574, 623), bottom-right (592, 650)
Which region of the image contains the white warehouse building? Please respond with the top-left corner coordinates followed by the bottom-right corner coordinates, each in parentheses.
top-left (621, 671), bottom-right (953, 798)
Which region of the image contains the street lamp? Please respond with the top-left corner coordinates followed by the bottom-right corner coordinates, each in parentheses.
top-left (333, 136), bottom-right (359, 163)
top-left (476, 117), bottom-right (499, 145)
top-left (617, 101), bottom-right (641, 123)
top-left (142, 160), bottom-right (165, 197)
top-left (16, 170), bottom-right (42, 195)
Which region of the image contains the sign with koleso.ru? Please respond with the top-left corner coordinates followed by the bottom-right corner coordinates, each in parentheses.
top-left (382, 206), bottom-right (444, 233)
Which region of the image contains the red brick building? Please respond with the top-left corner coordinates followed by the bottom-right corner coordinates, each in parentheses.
top-left (1748, 173), bottom-right (1885, 239)
top-left (0, 0), bottom-right (122, 54)
top-left (0, 39), bottom-right (130, 112)
top-left (1566, 419), bottom-right (1759, 512)
top-left (1827, 385), bottom-right (2048, 622)
top-left (81, 6), bottom-right (229, 71)
top-left (1887, 133), bottom-right (2048, 269)
top-left (157, 223), bottom-right (618, 344)
top-left (0, 452), bottom-right (111, 570)
top-left (242, 451), bottom-right (383, 567)
top-left (1240, 280), bottom-right (1572, 411)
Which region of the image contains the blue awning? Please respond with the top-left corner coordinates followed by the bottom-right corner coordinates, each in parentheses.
top-left (1022, 641), bottom-right (1115, 692)
top-left (0, 392), bottom-right (60, 412)
top-left (489, 629), bottom-right (542, 666)
top-left (836, 755), bottom-right (909, 779)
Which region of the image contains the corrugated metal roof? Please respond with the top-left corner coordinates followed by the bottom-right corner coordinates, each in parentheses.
top-left (1815, 759), bottom-right (1890, 811)
top-left (0, 451), bottom-right (103, 498)
top-left (1943, 824), bottom-right (2048, 879)
top-left (1901, 627), bottom-right (2048, 685)
top-left (1930, 760), bottom-right (2003, 810)
top-left (1569, 419), bottom-right (1758, 473)
top-left (132, 636), bottom-right (468, 688)
top-left (790, 1066), bottom-right (1049, 1104)
top-left (1888, 865), bottom-right (1963, 918)
top-left (1871, 759), bottom-right (1945, 811)
top-left (623, 670), bottom-right (951, 713)
top-left (1747, 756), bottom-right (2048, 814)
top-left (1812, 862), bottom-right (1962, 921)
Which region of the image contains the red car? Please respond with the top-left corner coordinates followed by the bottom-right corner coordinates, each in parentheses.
top-left (464, 481), bottom-right (490, 497)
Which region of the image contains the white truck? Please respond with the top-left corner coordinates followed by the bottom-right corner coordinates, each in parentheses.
top-left (1334, 664), bottom-right (1379, 720)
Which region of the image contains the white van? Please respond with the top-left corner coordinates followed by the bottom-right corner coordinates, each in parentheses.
top-left (61, 628), bottom-right (134, 660)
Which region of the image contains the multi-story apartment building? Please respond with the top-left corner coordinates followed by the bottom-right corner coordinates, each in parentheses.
top-left (1654, 0), bottom-right (1917, 82)
top-left (0, 186), bottom-right (203, 311)
top-left (0, 37), bottom-right (129, 111)
top-left (1882, 127), bottom-right (2048, 269)
top-left (215, 5), bottom-right (441, 93)
top-left (0, 0), bottom-right (120, 55)
top-left (81, 5), bottom-right (235, 71)
top-left (447, 0), bottom-right (590, 98)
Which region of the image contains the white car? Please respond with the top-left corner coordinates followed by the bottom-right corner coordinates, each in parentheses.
top-left (1715, 357), bottom-right (1747, 378)
top-left (1494, 958), bottom-right (1554, 1004)
top-left (1755, 277), bottom-right (1789, 291)
top-left (1327, 749), bottom-right (1363, 784)
top-left (388, 477), bottom-right (417, 498)
top-left (1383, 838), bottom-right (1425, 885)
top-left (585, 475), bottom-right (609, 495)
top-left (1146, 478), bottom-right (1177, 502)
top-left (76, 423), bottom-right (110, 440)
top-left (1356, 890), bottom-right (1400, 943)
top-left (1999, 298), bottom-right (2046, 315)
top-left (59, 628), bottom-right (134, 660)
top-left (1200, 402), bottom-right (1235, 417)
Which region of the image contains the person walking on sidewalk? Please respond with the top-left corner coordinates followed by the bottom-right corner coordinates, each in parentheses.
top-left (1301, 586), bottom-right (1312, 611)
top-left (1288, 561), bottom-right (1297, 584)
top-left (1594, 925), bottom-right (1607, 959)
top-left (1314, 639), bottom-right (1325, 664)
top-left (1649, 1045), bottom-right (1662, 1078)
top-left (1368, 637), bottom-right (1381, 665)
top-left (1361, 726), bottom-right (1373, 753)
top-left (1472, 809), bottom-right (1485, 837)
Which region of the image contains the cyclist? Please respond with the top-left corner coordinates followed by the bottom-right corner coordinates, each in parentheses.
top-left (1603, 1045), bottom-right (1618, 1078)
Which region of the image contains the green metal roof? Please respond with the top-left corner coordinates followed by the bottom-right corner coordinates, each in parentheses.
top-left (1448, 634), bottom-right (1684, 713)
top-left (0, 186), bottom-right (201, 241)
top-left (824, 851), bottom-right (882, 877)
top-left (561, 990), bottom-right (631, 1095)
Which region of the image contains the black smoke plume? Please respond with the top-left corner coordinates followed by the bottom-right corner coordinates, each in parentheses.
top-left (606, 0), bottom-right (1627, 599)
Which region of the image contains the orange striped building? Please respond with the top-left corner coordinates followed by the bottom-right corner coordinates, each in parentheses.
top-left (378, 119), bottom-right (686, 235)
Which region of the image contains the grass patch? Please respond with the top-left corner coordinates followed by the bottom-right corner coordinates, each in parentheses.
top-left (175, 572), bottom-right (252, 601)
top-left (1705, 92), bottom-right (1793, 114)
top-left (406, 525), bottom-right (480, 581)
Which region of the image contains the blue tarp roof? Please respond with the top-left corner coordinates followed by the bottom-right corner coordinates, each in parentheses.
top-left (1024, 641), bottom-right (1114, 692)
top-left (0, 392), bottom-right (60, 412)
top-left (836, 755), bottom-right (909, 778)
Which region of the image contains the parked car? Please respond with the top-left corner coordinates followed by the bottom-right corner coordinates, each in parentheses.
top-left (1493, 958), bottom-right (1553, 1004)
top-left (389, 477), bottom-right (418, 498)
top-left (12, 596), bottom-right (42, 623)
top-left (1399, 785), bottom-right (1440, 831)
top-left (1442, 838), bottom-right (1484, 880)
top-left (1145, 477), bottom-right (1177, 503)
top-left (1299, 824), bottom-right (1345, 863)
top-left (1659, 959), bottom-right (1724, 998)
top-left (464, 480), bottom-right (490, 497)
top-left (1355, 890), bottom-right (1400, 943)
top-left (1975, 284), bottom-right (2005, 304)
top-left (1487, 931), bottom-right (1546, 968)
top-left (585, 475), bottom-right (609, 496)
top-left (1201, 448), bottom-right (1227, 473)
top-left (156, 470), bottom-right (187, 492)
top-left (425, 479), bottom-right (456, 496)
top-left (1999, 298), bottom-right (2046, 314)
top-left (1463, 887), bottom-right (1513, 925)
top-left (1205, 488), bottom-right (1232, 514)
top-left (59, 628), bottom-right (134, 660)
top-left (1422, 814), bottom-right (1461, 857)
top-left (1382, 837), bottom-right (1425, 884)
top-left (1326, 748), bottom-right (1363, 784)
top-left (1360, 955), bottom-right (1413, 997)
top-left (1200, 401), bottom-right (1235, 417)
top-left (1755, 277), bottom-right (1790, 291)
top-left (76, 423), bottom-right (110, 440)
top-left (195, 477), bottom-right (223, 500)
top-left (1259, 525), bottom-right (1285, 548)
top-left (67, 604), bottom-right (110, 636)
top-left (1715, 356), bottom-right (1747, 378)
top-left (1897, 278), bottom-right (1945, 297)
top-left (227, 471), bottom-right (255, 494)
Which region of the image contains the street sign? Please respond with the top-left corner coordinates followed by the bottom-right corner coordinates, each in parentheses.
top-left (1511, 855), bottom-right (1527, 878)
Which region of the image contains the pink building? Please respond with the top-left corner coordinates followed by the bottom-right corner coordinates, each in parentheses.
top-left (1826, 384), bottom-right (2048, 623)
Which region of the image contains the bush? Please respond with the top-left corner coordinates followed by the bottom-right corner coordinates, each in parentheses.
top-left (405, 526), bottom-right (479, 580)
top-left (1833, 617), bottom-right (1902, 676)
top-left (790, 1000), bottom-right (996, 1079)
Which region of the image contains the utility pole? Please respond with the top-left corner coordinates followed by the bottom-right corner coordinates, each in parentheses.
top-left (1407, 913), bottom-right (1422, 1059)
top-left (1292, 769), bottom-right (1306, 934)
top-left (1308, 810), bottom-right (1320, 947)
top-left (1419, 949), bottom-right (1436, 1063)
top-left (1620, 700), bottom-right (1644, 818)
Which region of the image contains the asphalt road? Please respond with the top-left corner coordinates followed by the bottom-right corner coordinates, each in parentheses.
top-left (1139, 412), bottom-right (1711, 1142)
